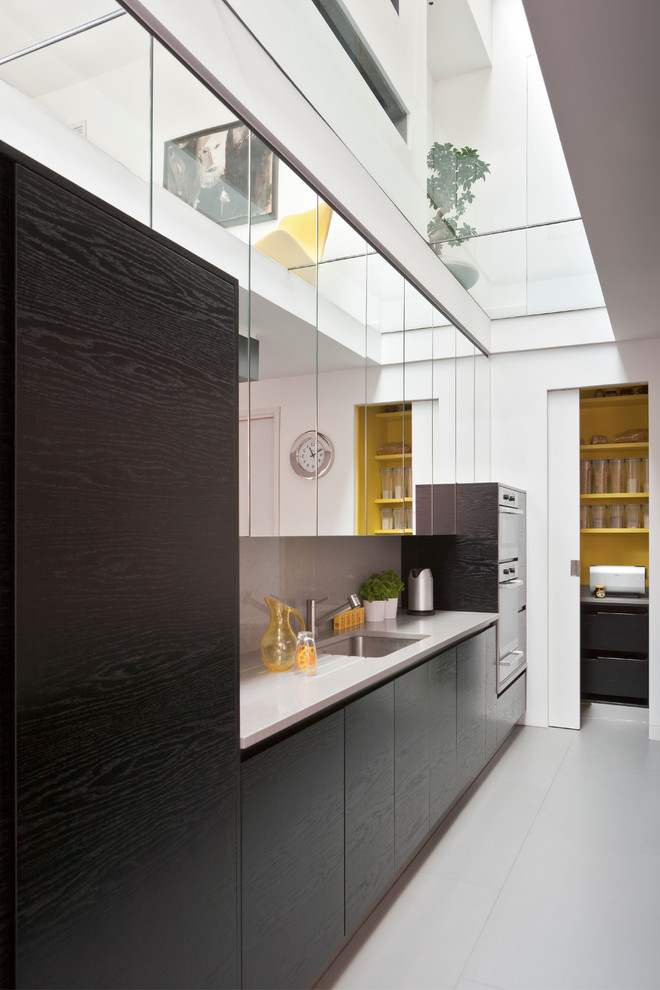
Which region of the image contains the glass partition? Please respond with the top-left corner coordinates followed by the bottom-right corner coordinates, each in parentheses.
top-left (317, 212), bottom-right (369, 536)
top-left (0, 1), bottom-right (123, 60)
top-left (1, 1), bottom-right (489, 539)
top-left (403, 284), bottom-right (435, 535)
top-left (455, 333), bottom-right (476, 484)
top-left (249, 163), bottom-right (320, 536)
top-left (0, 10), bottom-right (151, 190)
top-left (457, 221), bottom-right (604, 320)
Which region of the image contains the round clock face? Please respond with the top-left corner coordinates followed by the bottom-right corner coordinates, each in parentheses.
top-left (290, 431), bottom-right (334, 479)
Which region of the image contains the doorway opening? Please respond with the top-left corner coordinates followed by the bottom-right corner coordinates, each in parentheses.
top-left (579, 383), bottom-right (649, 711)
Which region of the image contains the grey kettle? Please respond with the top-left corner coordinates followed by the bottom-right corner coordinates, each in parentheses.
top-left (407, 567), bottom-right (434, 614)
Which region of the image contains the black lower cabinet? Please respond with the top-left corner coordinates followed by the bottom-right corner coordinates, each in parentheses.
top-left (3, 155), bottom-right (240, 989)
top-left (484, 626), bottom-right (499, 761)
top-left (241, 712), bottom-right (345, 990)
top-left (240, 624), bottom-right (510, 989)
top-left (457, 633), bottom-right (487, 792)
top-left (345, 683), bottom-right (395, 931)
top-left (394, 664), bottom-right (431, 869)
top-left (581, 601), bottom-right (648, 705)
top-left (497, 673), bottom-right (526, 745)
top-left (429, 647), bottom-right (458, 825)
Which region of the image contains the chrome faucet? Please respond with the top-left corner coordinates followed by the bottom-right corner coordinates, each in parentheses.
top-left (306, 593), bottom-right (361, 640)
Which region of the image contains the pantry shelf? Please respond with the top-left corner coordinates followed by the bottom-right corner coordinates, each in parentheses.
top-left (581, 493), bottom-right (648, 503)
top-left (581, 528), bottom-right (649, 534)
top-left (580, 442), bottom-right (648, 458)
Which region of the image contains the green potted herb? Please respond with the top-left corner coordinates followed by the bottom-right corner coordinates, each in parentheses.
top-left (380, 569), bottom-right (405, 618)
top-left (358, 572), bottom-right (389, 622)
top-left (427, 141), bottom-right (490, 288)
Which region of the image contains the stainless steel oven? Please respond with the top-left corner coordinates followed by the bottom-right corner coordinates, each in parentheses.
top-left (498, 486), bottom-right (521, 561)
top-left (498, 561), bottom-right (526, 692)
top-left (497, 487), bottom-right (527, 693)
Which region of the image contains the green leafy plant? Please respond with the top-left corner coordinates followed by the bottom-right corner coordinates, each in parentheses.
top-left (358, 572), bottom-right (390, 602)
top-left (379, 569), bottom-right (405, 599)
top-left (427, 142), bottom-right (490, 250)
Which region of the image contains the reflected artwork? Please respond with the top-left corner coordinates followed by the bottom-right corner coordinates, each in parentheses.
top-left (164, 122), bottom-right (277, 227)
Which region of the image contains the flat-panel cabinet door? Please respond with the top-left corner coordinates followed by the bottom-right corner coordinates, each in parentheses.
top-left (394, 664), bottom-right (430, 869)
top-left (484, 625), bottom-right (499, 762)
top-left (241, 712), bottom-right (344, 990)
top-left (345, 683), bottom-right (395, 931)
top-left (429, 647), bottom-right (457, 825)
top-left (497, 673), bottom-right (526, 746)
top-left (12, 165), bottom-right (239, 990)
top-left (457, 631), bottom-right (486, 792)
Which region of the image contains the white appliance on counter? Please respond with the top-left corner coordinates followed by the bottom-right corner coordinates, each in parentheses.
top-left (589, 565), bottom-right (646, 596)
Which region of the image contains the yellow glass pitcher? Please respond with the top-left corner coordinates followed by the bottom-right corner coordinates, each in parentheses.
top-left (261, 596), bottom-right (306, 672)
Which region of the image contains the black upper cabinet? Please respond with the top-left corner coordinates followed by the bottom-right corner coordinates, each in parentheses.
top-left (2, 154), bottom-right (240, 989)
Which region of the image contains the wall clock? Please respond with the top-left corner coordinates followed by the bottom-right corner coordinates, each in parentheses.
top-left (289, 431), bottom-right (334, 479)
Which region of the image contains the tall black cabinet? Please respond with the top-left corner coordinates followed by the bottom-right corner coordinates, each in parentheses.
top-left (0, 148), bottom-right (239, 989)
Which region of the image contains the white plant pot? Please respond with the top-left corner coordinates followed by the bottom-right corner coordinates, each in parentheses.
top-left (384, 597), bottom-right (399, 619)
top-left (363, 599), bottom-right (386, 622)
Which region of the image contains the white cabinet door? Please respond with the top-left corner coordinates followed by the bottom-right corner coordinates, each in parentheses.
top-left (548, 388), bottom-right (581, 729)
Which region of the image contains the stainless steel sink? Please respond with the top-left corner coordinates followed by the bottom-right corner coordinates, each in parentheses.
top-left (317, 634), bottom-right (425, 659)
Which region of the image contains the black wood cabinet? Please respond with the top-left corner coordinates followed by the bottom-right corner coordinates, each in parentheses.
top-left (240, 625), bottom-right (501, 989)
top-left (1, 152), bottom-right (239, 989)
top-left (345, 682), bottom-right (395, 932)
top-left (497, 672), bottom-right (526, 745)
top-left (457, 632), bottom-right (487, 792)
top-left (484, 624), bottom-right (499, 761)
top-left (581, 600), bottom-right (649, 704)
top-left (429, 647), bottom-right (458, 825)
top-left (394, 663), bottom-right (431, 869)
top-left (241, 712), bottom-right (345, 990)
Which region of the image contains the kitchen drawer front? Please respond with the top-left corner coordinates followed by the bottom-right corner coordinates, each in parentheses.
top-left (581, 656), bottom-right (649, 701)
top-left (580, 607), bottom-right (648, 655)
top-left (496, 671), bottom-right (526, 746)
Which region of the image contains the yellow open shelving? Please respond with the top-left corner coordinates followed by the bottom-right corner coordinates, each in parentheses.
top-left (356, 403), bottom-right (412, 535)
top-left (580, 385), bottom-right (649, 585)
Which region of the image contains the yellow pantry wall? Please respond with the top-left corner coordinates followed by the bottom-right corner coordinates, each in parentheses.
top-left (580, 385), bottom-right (649, 588)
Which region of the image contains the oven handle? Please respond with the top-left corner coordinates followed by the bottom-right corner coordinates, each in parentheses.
top-left (499, 649), bottom-right (525, 667)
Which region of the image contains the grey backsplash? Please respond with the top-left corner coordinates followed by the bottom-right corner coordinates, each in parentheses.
top-left (240, 536), bottom-right (402, 654)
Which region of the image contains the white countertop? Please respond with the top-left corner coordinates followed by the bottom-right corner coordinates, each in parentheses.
top-left (240, 610), bottom-right (498, 750)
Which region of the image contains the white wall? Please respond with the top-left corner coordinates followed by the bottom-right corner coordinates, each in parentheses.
top-left (491, 319), bottom-right (660, 737)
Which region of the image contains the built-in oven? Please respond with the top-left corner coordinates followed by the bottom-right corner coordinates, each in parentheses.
top-left (498, 486), bottom-right (521, 562)
top-left (498, 561), bottom-right (526, 692)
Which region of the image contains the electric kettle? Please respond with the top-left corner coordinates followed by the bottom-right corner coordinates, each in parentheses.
top-left (407, 568), bottom-right (434, 614)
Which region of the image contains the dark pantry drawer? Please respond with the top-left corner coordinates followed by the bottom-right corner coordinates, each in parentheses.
top-left (581, 655), bottom-right (648, 702)
top-left (581, 604), bottom-right (648, 655)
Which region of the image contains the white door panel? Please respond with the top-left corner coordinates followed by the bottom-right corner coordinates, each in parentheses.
top-left (548, 388), bottom-right (581, 729)
top-left (239, 408), bottom-right (280, 536)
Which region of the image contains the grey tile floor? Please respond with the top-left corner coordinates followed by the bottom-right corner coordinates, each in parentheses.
top-left (315, 704), bottom-right (660, 990)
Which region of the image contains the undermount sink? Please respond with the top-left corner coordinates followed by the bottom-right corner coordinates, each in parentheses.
top-left (317, 634), bottom-right (426, 659)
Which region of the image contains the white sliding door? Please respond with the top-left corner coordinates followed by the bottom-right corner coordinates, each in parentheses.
top-left (547, 388), bottom-right (581, 729)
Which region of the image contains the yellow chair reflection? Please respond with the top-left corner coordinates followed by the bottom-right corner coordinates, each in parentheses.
top-left (253, 201), bottom-right (333, 283)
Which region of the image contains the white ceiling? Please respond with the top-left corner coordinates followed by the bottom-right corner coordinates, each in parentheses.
top-left (427, 0), bottom-right (492, 80)
top-left (522, 0), bottom-right (660, 342)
